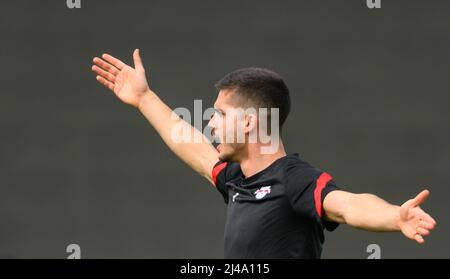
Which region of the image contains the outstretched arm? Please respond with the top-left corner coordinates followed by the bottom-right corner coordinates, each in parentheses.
top-left (91, 49), bottom-right (219, 184)
top-left (323, 189), bottom-right (437, 244)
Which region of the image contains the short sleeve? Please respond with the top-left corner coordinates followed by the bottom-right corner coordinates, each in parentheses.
top-left (211, 160), bottom-right (230, 203)
top-left (285, 169), bottom-right (341, 231)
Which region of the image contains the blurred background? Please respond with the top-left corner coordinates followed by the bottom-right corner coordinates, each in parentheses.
top-left (0, 0), bottom-right (449, 258)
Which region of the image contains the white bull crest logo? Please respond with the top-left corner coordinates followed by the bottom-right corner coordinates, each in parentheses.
top-left (254, 186), bottom-right (271, 199)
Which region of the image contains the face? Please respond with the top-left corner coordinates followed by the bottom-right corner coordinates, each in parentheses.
top-left (208, 89), bottom-right (253, 162)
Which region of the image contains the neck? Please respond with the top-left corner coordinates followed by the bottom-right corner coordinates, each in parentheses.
top-left (239, 139), bottom-right (287, 178)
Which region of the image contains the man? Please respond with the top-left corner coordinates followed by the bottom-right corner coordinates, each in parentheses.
top-left (91, 49), bottom-right (436, 258)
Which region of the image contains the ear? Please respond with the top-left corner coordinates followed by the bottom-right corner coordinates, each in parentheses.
top-left (244, 113), bottom-right (258, 134)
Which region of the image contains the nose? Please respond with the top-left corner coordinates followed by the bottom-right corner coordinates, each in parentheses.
top-left (207, 115), bottom-right (219, 140)
top-left (207, 114), bottom-right (216, 130)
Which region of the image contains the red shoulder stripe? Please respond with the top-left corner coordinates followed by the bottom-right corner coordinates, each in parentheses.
top-left (212, 162), bottom-right (227, 186)
top-left (314, 172), bottom-right (332, 217)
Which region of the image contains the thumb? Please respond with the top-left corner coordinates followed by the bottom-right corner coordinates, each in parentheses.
top-left (411, 189), bottom-right (430, 207)
top-left (133, 49), bottom-right (145, 72)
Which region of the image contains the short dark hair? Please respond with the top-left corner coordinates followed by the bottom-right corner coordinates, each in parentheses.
top-left (214, 67), bottom-right (291, 130)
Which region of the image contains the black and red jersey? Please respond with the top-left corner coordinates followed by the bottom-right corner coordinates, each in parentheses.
top-left (211, 153), bottom-right (340, 259)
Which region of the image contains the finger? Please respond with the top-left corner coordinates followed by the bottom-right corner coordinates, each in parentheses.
top-left (133, 49), bottom-right (145, 71)
top-left (415, 207), bottom-right (437, 227)
top-left (419, 220), bottom-right (435, 230)
top-left (96, 75), bottom-right (115, 91)
top-left (423, 213), bottom-right (437, 226)
top-left (102, 53), bottom-right (126, 70)
top-left (93, 57), bottom-right (120, 75)
top-left (417, 227), bottom-right (430, 236)
top-left (412, 190), bottom-right (430, 207)
top-left (92, 65), bottom-right (116, 83)
top-left (420, 213), bottom-right (436, 227)
top-left (414, 234), bottom-right (425, 244)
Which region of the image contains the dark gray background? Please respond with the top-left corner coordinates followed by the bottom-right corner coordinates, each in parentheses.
top-left (0, 0), bottom-right (449, 258)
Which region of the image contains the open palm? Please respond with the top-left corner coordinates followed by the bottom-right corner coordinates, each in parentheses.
top-left (92, 49), bottom-right (149, 107)
top-left (398, 190), bottom-right (437, 244)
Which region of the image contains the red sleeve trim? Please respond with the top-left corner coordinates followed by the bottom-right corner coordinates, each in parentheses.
top-left (212, 162), bottom-right (228, 186)
top-left (314, 172), bottom-right (332, 218)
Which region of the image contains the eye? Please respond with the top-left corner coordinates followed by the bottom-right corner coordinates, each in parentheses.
top-left (214, 109), bottom-right (224, 118)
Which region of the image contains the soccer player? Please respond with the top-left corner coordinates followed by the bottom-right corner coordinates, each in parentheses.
top-left (91, 49), bottom-right (436, 258)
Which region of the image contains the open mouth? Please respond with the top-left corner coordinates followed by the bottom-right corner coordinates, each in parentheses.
top-left (211, 133), bottom-right (222, 151)
top-left (212, 141), bottom-right (222, 152)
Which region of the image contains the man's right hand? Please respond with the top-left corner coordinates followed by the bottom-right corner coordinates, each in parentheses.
top-left (92, 49), bottom-right (150, 108)
top-left (91, 49), bottom-right (219, 185)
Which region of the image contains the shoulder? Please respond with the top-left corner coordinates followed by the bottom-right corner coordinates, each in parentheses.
top-left (284, 154), bottom-right (324, 185)
top-left (212, 160), bottom-right (242, 183)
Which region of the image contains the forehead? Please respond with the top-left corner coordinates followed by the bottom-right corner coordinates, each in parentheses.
top-left (214, 89), bottom-right (238, 109)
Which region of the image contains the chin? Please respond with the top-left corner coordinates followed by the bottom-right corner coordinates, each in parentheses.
top-left (218, 143), bottom-right (245, 162)
top-left (218, 148), bottom-right (233, 162)
top-left (219, 150), bottom-right (239, 163)
top-left (218, 152), bottom-right (230, 162)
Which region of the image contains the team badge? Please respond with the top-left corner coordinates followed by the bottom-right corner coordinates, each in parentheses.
top-left (254, 186), bottom-right (271, 199)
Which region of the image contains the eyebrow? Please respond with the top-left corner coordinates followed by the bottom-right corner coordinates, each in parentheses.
top-left (214, 107), bottom-right (225, 114)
